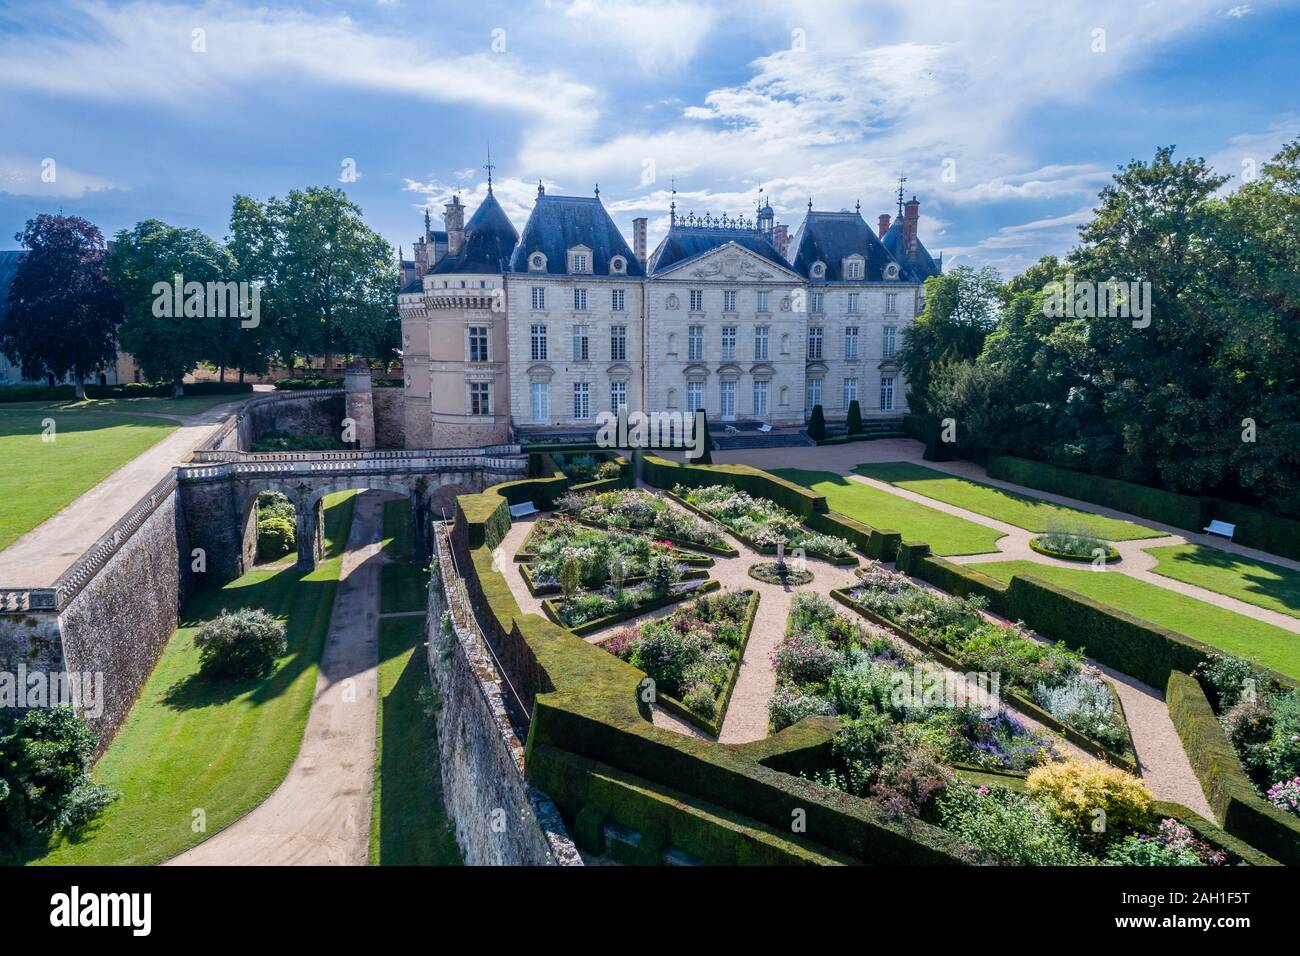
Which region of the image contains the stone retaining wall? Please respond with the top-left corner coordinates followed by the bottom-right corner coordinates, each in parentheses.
top-left (373, 387), bottom-right (405, 449)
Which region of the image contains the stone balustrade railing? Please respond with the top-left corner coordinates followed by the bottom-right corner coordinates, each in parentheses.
top-left (177, 453), bottom-right (525, 483)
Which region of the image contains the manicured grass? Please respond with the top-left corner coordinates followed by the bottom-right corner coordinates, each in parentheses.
top-left (369, 615), bottom-right (461, 866)
top-left (380, 497), bottom-right (428, 614)
top-left (1145, 543), bottom-right (1300, 621)
top-left (69, 393), bottom-right (249, 417)
top-left (773, 468), bottom-right (1005, 556)
top-left (853, 461), bottom-right (1155, 541)
top-left (974, 559), bottom-right (1300, 681)
top-left (26, 492), bottom-right (357, 866)
top-left (0, 406), bottom-right (177, 552)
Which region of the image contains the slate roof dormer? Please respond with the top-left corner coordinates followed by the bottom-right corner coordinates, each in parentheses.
top-left (787, 210), bottom-right (902, 282)
top-left (509, 194), bottom-right (645, 277)
top-left (429, 191), bottom-right (519, 275)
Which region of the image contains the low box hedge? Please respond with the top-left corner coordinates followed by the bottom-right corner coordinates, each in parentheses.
top-left (805, 510), bottom-right (901, 561)
top-left (642, 455), bottom-right (827, 518)
top-left (1166, 671), bottom-right (1300, 865)
top-left (541, 580), bottom-right (722, 636)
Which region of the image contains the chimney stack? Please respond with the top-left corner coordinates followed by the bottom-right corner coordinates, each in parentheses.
top-left (903, 197), bottom-right (920, 257)
top-left (878, 214), bottom-right (891, 239)
top-left (772, 224), bottom-right (790, 259)
top-left (445, 195), bottom-right (465, 258)
top-left (632, 217), bottom-right (647, 264)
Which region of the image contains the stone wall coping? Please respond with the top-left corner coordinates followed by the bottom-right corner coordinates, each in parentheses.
top-left (191, 443), bottom-right (520, 463)
top-left (196, 388), bottom-right (347, 454)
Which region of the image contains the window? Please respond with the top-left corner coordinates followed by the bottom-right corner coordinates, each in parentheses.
top-left (880, 375), bottom-right (895, 411)
top-left (573, 288), bottom-right (588, 311)
top-left (753, 380), bottom-right (768, 417)
top-left (530, 253), bottom-right (545, 271)
top-left (611, 288), bottom-right (625, 312)
top-left (721, 326), bottom-right (736, 361)
top-left (720, 380), bottom-right (735, 419)
top-left (687, 381), bottom-right (703, 413)
top-left (757, 290), bottom-right (769, 312)
top-left (688, 325), bottom-right (704, 362)
top-left (810, 291), bottom-right (824, 314)
top-left (468, 326), bottom-right (488, 362)
top-left (572, 325), bottom-right (589, 361)
top-left (843, 377), bottom-right (858, 409)
top-left (470, 382), bottom-right (490, 416)
top-left (530, 382), bottom-right (549, 422)
top-left (847, 292), bottom-right (860, 314)
top-left (808, 326), bottom-right (823, 360)
top-left (530, 324), bottom-right (548, 361)
top-left (846, 260), bottom-right (862, 280)
top-left (689, 289), bottom-right (703, 312)
top-left (754, 326), bottom-right (769, 361)
top-left (573, 382), bottom-right (591, 419)
top-left (883, 325), bottom-right (897, 358)
top-left (885, 292), bottom-right (898, 313)
top-left (723, 290), bottom-right (737, 312)
top-left (844, 326), bottom-right (860, 360)
top-left (610, 381), bottom-right (627, 414)
top-left (610, 325), bottom-right (626, 362)
top-left (572, 253), bottom-right (588, 273)
top-left (531, 286), bottom-right (545, 310)
top-left (611, 256), bottom-right (626, 274)
top-left (805, 378), bottom-right (822, 414)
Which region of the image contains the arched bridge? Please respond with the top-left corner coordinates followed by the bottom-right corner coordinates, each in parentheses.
top-left (177, 447), bottom-right (526, 581)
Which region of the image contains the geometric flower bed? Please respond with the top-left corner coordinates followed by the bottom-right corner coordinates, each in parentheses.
top-left (840, 563), bottom-right (1134, 764)
top-left (556, 488), bottom-right (733, 553)
top-left (603, 588), bottom-right (759, 733)
top-left (516, 517), bottom-right (710, 595)
top-left (672, 483), bottom-right (856, 562)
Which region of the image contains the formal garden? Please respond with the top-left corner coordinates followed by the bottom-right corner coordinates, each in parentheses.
top-left (670, 483), bottom-right (855, 562)
top-left (555, 487), bottom-right (733, 553)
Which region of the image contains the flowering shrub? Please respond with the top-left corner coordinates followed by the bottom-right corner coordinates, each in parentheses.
top-left (1034, 673), bottom-right (1129, 750)
top-left (1025, 761), bottom-right (1153, 836)
top-left (674, 484), bottom-right (852, 558)
top-left (557, 488), bottom-right (725, 548)
top-left (1206, 653), bottom-right (1300, 793)
top-left (936, 784), bottom-right (1093, 866)
top-left (768, 686), bottom-right (836, 731)
top-left (771, 631), bottom-right (844, 686)
top-left (1267, 776), bottom-right (1300, 816)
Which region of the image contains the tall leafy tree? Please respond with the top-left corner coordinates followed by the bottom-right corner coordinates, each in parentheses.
top-left (0, 215), bottom-right (121, 399)
top-left (230, 187), bottom-right (396, 371)
top-left (898, 265), bottom-right (1002, 409)
top-left (108, 220), bottom-right (240, 395)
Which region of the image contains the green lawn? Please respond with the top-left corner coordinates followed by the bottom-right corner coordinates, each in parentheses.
top-left (773, 468), bottom-right (1005, 556)
top-left (369, 615), bottom-right (461, 866)
top-left (26, 491), bottom-right (357, 866)
top-left (380, 497), bottom-right (429, 614)
top-left (853, 461), bottom-right (1155, 541)
top-left (67, 393), bottom-right (247, 417)
top-left (0, 406), bottom-right (179, 552)
top-left (1145, 544), bottom-right (1300, 621)
top-left (974, 559), bottom-right (1300, 681)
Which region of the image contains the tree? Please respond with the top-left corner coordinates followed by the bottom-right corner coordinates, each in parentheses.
top-left (898, 265), bottom-right (1002, 410)
top-left (108, 220), bottom-right (240, 395)
top-left (695, 407), bottom-right (713, 463)
top-left (230, 187), bottom-right (397, 371)
top-left (194, 608), bottom-right (287, 679)
top-left (0, 215), bottom-right (121, 399)
top-left (846, 399), bottom-right (863, 435)
top-left (807, 404), bottom-right (827, 441)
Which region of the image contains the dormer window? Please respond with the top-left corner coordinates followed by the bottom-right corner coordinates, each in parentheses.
top-left (568, 246), bottom-right (592, 273)
top-left (610, 255), bottom-right (626, 274)
top-left (843, 256), bottom-right (864, 280)
top-left (883, 262), bottom-right (900, 281)
top-left (529, 252), bottom-right (547, 272)
top-left (810, 261), bottom-right (826, 279)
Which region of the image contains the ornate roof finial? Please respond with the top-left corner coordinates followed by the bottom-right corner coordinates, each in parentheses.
top-left (594, 182), bottom-right (600, 198)
top-left (897, 175), bottom-right (908, 218)
top-left (484, 143), bottom-right (495, 195)
top-left (537, 179), bottom-right (544, 197)
top-left (424, 207), bottom-right (431, 234)
top-left (855, 199), bottom-right (861, 214)
top-left (808, 197), bottom-right (813, 211)
top-left (670, 176), bottom-right (677, 226)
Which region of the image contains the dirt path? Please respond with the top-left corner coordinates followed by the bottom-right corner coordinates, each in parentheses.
top-left (167, 490), bottom-right (386, 866)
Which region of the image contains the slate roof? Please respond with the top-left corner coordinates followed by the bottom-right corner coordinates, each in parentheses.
top-left (646, 226), bottom-right (790, 276)
top-left (881, 219), bottom-right (941, 280)
top-left (429, 192), bottom-right (519, 275)
top-left (788, 211), bottom-right (902, 282)
top-left (508, 195), bottom-right (644, 277)
top-left (0, 251), bottom-right (26, 320)
top-left (399, 277), bottom-right (424, 295)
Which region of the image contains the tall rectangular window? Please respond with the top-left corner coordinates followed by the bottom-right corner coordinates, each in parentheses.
top-left (755, 326), bottom-right (769, 361)
top-left (847, 292), bottom-right (860, 314)
top-left (805, 378), bottom-right (822, 414)
top-left (808, 326), bottom-right (823, 360)
top-left (610, 381), bottom-right (627, 414)
top-left (530, 323), bottom-right (547, 361)
top-left (530, 382), bottom-right (549, 422)
top-left (688, 325), bottom-right (704, 362)
top-left (689, 289), bottom-right (703, 312)
top-left (885, 292), bottom-right (898, 313)
top-left (687, 381), bottom-right (703, 413)
top-left (531, 286), bottom-right (545, 310)
top-left (573, 288), bottom-right (588, 311)
top-left (753, 380), bottom-right (768, 418)
top-left (721, 326), bottom-right (736, 361)
top-left (470, 382), bottom-right (490, 416)
top-left (757, 290), bottom-right (769, 312)
top-left (573, 382), bottom-right (591, 419)
top-left (843, 377), bottom-right (858, 409)
top-left (880, 375), bottom-right (895, 411)
top-left (611, 288), bottom-right (625, 312)
top-left (572, 325), bottom-right (589, 361)
top-left (810, 291), bottom-right (824, 314)
top-left (468, 326), bottom-right (488, 362)
top-left (723, 290), bottom-right (737, 312)
top-left (844, 326), bottom-right (860, 360)
top-left (610, 325), bottom-right (627, 361)
top-left (720, 380), bottom-right (735, 419)
top-left (883, 325), bottom-right (897, 358)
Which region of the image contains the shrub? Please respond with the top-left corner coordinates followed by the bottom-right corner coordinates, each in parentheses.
top-left (846, 399), bottom-right (863, 435)
top-left (1267, 777), bottom-right (1300, 816)
top-left (768, 687), bottom-right (836, 731)
top-left (1025, 761), bottom-right (1153, 837)
top-left (1103, 834), bottom-right (1202, 866)
top-left (596, 460), bottom-right (622, 480)
top-left (683, 683), bottom-right (718, 720)
top-left (771, 631), bottom-right (843, 686)
top-left (257, 515), bottom-right (296, 560)
top-left (1195, 652), bottom-right (1264, 711)
top-left (644, 553), bottom-right (684, 596)
top-left (194, 608), bottom-right (288, 679)
top-left (936, 784), bottom-right (1093, 866)
top-left (807, 404), bottom-right (827, 441)
top-left (870, 740), bottom-right (953, 818)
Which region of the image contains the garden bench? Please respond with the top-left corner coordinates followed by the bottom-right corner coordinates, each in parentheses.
top-left (509, 501), bottom-right (539, 519)
top-left (1203, 519), bottom-right (1235, 540)
top-left (757, 423), bottom-right (772, 433)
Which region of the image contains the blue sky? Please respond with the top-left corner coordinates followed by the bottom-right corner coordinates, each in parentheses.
top-left (1, 0), bottom-right (1297, 277)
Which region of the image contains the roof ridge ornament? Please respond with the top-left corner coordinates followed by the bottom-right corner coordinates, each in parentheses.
top-left (537, 179), bottom-right (544, 197)
top-left (484, 143), bottom-right (495, 195)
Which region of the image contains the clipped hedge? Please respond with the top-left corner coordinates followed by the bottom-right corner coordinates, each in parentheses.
top-left (542, 580), bottom-right (721, 635)
top-left (493, 472), bottom-right (571, 510)
top-left (1210, 499), bottom-right (1300, 562)
top-left (642, 455), bottom-right (827, 518)
top-left (986, 455), bottom-right (1207, 531)
top-left (1166, 671), bottom-right (1300, 865)
top-left (894, 543), bottom-right (1010, 612)
top-left (806, 511), bottom-right (901, 562)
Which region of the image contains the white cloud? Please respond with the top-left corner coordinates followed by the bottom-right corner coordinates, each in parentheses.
top-left (0, 156), bottom-right (122, 199)
top-left (557, 0), bottom-right (718, 73)
top-left (1220, 5), bottom-right (1255, 17)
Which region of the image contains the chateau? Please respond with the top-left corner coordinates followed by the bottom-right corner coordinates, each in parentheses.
top-left (397, 178), bottom-right (941, 448)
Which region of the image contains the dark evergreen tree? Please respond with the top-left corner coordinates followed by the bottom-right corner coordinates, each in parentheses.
top-left (807, 404), bottom-right (827, 441)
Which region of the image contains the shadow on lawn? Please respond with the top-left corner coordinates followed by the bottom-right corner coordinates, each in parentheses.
top-left (1168, 546), bottom-right (1300, 614)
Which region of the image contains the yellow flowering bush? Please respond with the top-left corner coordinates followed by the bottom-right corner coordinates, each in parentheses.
top-left (1026, 761), bottom-right (1153, 836)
